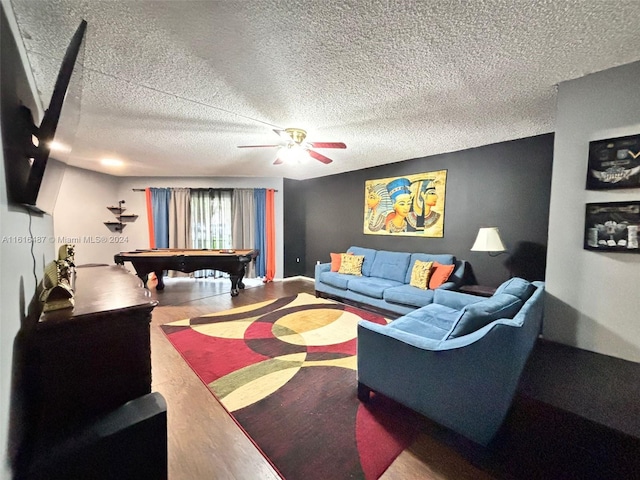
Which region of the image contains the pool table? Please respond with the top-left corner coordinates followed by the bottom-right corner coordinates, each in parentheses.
top-left (114, 248), bottom-right (259, 296)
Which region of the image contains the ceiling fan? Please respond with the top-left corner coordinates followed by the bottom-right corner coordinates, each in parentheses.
top-left (237, 128), bottom-right (346, 165)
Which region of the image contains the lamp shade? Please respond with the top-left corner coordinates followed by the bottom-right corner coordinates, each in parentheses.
top-left (471, 227), bottom-right (507, 252)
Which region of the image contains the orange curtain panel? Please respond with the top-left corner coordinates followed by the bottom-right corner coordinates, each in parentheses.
top-left (265, 189), bottom-right (276, 282)
top-left (145, 187), bottom-right (156, 249)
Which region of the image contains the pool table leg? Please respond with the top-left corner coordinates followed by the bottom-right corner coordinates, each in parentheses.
top-left (229, 274), bottom-right (241, 296)
top-left (230, 264), bottom-right (249, 297)
top-left (154, 270), bottom-right (165, 290)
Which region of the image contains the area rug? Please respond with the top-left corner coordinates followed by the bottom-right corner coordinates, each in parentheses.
top-left (160, 293), bottom-right (420, 479)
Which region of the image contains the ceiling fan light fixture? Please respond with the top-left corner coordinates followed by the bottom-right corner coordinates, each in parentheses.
top-left (284, 128), bottom-right (307, 144)
top-left (240, 127), bottom-right (344, 165)
top-left (278, 144), bottom-right (308, 164)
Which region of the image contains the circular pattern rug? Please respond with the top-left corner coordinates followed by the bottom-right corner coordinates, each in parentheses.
top-left (161, 293), bottom-right (419, 479)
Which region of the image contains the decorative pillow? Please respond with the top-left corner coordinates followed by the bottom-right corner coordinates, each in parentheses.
top-left (429, 262), bottom-right (455, 289)
top-left (409, 260), bottom-right (434, 289)
top-left (338, 254), bottom-right (364, 276)
top-left (494, 277), bottom-right (536, 301)
top-left (447, 294), bottom-right (523, 338)
top-left (330, 253), bottom-right (342, 272)
top-left (330, 252), bottom-right (352, 272)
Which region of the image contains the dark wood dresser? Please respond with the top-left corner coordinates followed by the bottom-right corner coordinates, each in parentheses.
top-left (23, 264), bottom-right (159, 443)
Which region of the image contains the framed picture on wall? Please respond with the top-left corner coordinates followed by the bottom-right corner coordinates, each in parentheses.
top-left (363, 170), bottom-right (447, 237)
top-left (584, 201), bottom-right (640, 253)
top-left (586, 134), bottom-right (640, 190)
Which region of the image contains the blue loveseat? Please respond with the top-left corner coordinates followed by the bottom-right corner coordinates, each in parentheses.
top-left (357, 277), bottom-right (545, 445)
top-left (315, 246), bottom-right (469, 316)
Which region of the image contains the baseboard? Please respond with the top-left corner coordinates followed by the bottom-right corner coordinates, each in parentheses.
top-left (283, 275), bottom-right (314, 282)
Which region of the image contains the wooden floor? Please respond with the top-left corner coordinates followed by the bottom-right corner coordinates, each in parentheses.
top-left (148, 275), bottom-right (494, 480)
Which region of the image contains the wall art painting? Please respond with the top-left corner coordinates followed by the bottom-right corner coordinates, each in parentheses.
top-left (586, 134), bottom-right (640, 190)
top-left (584, 201), bottom-right (640, 253)
top-left (364, 170), bottom-right (447, 237)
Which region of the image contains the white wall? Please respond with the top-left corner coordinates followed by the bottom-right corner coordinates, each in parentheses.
top-left (0, 174), bottom-right (55, 480)
top-left (0, 2), bottom-right (52, 477)
top-left (546, 61), bottom-right (640, 362)
top-left (53, 169), bottom-right (285, 279)
top-left (53, 166), bottom-right (121, 265)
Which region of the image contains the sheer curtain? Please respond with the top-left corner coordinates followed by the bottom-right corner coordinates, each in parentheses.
top-left (232, 189), bottom-right (256, 278)
top-left (169, 188), bottom-right (191, 248)
top-left (190, 189), bottom-right (232, 277)
top-left (168, 188), bottom-right (191, 277)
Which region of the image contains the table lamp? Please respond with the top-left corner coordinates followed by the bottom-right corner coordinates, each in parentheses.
top-left (471, 227), bottom-right (507, 257)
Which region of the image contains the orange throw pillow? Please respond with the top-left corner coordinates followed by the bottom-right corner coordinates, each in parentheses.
top-left (330, 253), bottom-right (342, 272)
top-left (429, 262), bottom-right (455, 289)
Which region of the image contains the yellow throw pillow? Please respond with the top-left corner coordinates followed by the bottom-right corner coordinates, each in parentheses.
top-left (338, 254), bottom-right (364, 276)
top-left (410, 260), bottom-right (434, 289)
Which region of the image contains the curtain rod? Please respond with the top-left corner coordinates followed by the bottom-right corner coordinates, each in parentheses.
top-left (132, 188), bottom-right (278, 192)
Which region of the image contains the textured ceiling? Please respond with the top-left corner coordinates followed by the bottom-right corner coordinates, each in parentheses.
top-left (8, 0), bottom-right (640, 180)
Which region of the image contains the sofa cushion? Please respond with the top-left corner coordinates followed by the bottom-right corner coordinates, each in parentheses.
top-left (383, 284), bottom-right (436, 308)
top-left (409, 260), bottom-right (434, 289)
top-left (338, 254), bottom-right (364, 275)
top-left (494, 277), bottom-right (536, 301)
top-left (405, 253), bottom-right (455, 284)
top-left (389, 304), bottom-right (460, 341)
top-left (369, 250), bottom-right (411, 283)
top-left (348, 276), bottom-right (403, 299)
top-left (347, 246), bottom-right (377, 276)
top-left (429, 262), bottom-right (456, 289)
top-left (447, 293), bottom-right (523, 339)
top-left (319, 271), bottom-right (350, 290)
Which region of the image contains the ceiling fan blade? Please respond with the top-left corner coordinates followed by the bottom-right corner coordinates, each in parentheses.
top-left (308, 142), bottom-right (346, 149)
top-left (273, 156), bottom-right (284, 165)
top-left (308, 149), bottom-right (333, 164)
top-left (237, 145), bottom-right (281, 148)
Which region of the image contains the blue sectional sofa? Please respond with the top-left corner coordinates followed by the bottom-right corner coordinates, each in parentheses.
top-left (357, 277), bottom-right (545, 446)
top-left (314, 246), bottom-right (469, 316)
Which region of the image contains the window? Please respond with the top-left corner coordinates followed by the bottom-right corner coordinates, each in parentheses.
top-left (190, 189), bottom-right (232, 276)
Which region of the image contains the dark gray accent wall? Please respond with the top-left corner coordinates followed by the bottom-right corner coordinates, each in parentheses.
top-left (284, 133), bottom-right (554, 287)
top-left (283, 178), bottom-right (307, 276)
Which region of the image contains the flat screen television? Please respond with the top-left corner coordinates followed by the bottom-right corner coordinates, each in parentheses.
top-left (1, 9), bottom-right (86, 214)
